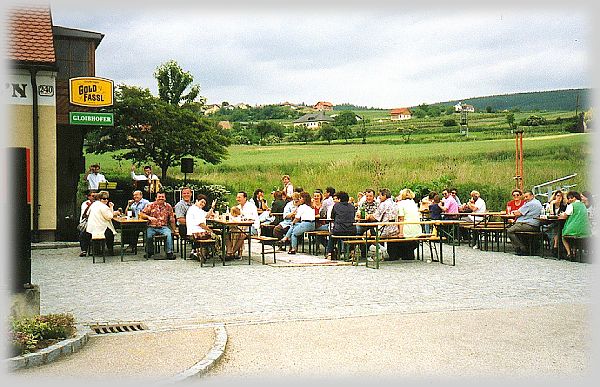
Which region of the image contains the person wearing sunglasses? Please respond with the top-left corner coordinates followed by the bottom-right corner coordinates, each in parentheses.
top-left (506, 189), bottom-right (524, 214)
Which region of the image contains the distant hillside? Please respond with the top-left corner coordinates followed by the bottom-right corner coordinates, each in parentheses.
top-left (434, 88), bottom-right (591, 112)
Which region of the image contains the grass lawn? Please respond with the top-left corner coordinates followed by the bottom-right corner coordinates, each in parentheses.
top-left (85, 132), bottom-right (590, 209)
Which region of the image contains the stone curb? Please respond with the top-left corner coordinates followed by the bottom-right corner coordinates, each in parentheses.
top-left (31, 242), bottom-right (80, 250)
top-left (6, 330), bottom-right (91, 371)
top-left (163, 324), bottom-right (228, 384)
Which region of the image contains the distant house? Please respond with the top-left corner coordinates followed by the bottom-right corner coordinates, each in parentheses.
top-left (280, 101), bottom-right (298, 109)
top-left (293, 111), bottom-right (334, 128)
top-left (234, 103), bottom-right (249, 110)
top-left (217, 120), bottom-right (232, 130)
top-left (390, 108), bottom-right (412, 121)
top-left (313, 101), bottom-right (333, 111)
top-left (454, 102), bottom-right (475, 113)
top-left (203, 104), bottom-right (221, 115)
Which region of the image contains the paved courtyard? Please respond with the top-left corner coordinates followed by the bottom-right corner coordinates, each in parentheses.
top-left (17, 242), bottom-right (593, 380)
top-left (31, 243), bottom-right (592, 329)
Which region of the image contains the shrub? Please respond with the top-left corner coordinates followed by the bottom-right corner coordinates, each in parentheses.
top-left (10, 313), bottom-right (76, 356)
top-left (442, 118), bottom-right (457, 127)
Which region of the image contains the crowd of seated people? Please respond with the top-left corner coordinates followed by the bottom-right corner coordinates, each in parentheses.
top-left (77, 165), bottom-right (594, 264)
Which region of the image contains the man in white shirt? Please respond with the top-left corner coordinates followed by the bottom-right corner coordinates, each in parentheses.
top-left (131, 164), bottom-right (160, 197)
top-left (462, 190), bottom-right (487, 222)
top-left (84, 164), bottom-right (107, 190)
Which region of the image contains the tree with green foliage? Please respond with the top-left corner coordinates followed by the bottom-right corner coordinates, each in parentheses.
top-left (399, 127), bottom-right (414, 143)
top-left (86, 85), bottom-right (230, 180)
top-left (253, 121), bottom-right (284, 142)
top-left (356, 119), bottom-right (369, 144)
top-left (294, 125), bottom-right (314, 144)
top-left (318, 123), bottom-right (337, 144)
top-left (334, 110), bottom-right (357, 143)
top-left (506, 113), bottom-right (517, 130)
top-left (154, 60), bottom-right (204, 106)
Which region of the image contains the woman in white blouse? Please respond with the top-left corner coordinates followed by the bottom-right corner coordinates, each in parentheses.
top-left (186, 194), bottom-right (215, 260)
top-left (392, 188), bottom-right (422, 260)
top-left (85, 190), bottom-right (119, 255)
top-left (283, 191), bottom-right (315, 254)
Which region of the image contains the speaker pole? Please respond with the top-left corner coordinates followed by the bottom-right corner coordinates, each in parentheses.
top-left (184, 172), bottom-right (187, 186)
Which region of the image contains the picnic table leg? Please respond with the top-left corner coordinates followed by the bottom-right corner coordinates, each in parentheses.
top-left (247, 226), bottom-right (252, 265)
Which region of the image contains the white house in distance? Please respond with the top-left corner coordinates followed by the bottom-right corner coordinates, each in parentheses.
top-left (390, 107), bottom-right (412, 121)
top-left (203, 104), bottom-right (221, 115)
top-left (313, 101), bottom-right (333, 111)
top-left (293, 111), bottom-right (334, 128)
top-left (454, 102), bottom-right (475, 113)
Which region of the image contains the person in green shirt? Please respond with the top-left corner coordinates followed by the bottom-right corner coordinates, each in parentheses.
top-left (560, 191), bottom-right (590, 259)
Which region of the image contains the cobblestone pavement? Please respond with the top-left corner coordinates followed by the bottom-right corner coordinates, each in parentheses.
top-left (31, 243), bottom-right (592, 329)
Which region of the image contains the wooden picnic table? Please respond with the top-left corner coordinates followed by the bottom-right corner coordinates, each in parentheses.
top-left (351, 220), bottom-right (465, 268)
top-left (112, 216), bottom-right (148, 261)
top-left (208, 217), bottom-right (255, 265)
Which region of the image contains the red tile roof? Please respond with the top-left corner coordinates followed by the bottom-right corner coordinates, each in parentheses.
top-left (390, 108), bottom-right (411, 115)
top-left (6, 5), bottom-right (55, 64)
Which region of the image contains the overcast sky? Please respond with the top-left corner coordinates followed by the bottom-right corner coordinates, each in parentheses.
top-left (47, 1), bottom-right (591, 108)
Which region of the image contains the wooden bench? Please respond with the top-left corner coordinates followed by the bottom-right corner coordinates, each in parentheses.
top-left (512, 230), bottom-right (544, 256)
top-left (333, 234), bottom-right (443, 267)
top-left (304, 230), bottom-right (330, 256)
top-left (251, 235), bottom-right (278, 264)
top-left (562, 236), bottom-right (591, 262)
top-left (190, 239), bottom-right (219, 267)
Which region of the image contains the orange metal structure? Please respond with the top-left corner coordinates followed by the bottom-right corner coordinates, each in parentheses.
top-left (514, 129), bottom-right (524, 192)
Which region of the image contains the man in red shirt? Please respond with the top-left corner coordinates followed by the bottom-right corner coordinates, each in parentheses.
top-left (139, 191), bottom-right (179, 259)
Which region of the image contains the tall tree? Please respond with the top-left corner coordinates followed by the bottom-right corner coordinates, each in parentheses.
top-left (334, 110), bottom-right (357, 144)
top-left (318, 123), bottom-right (337, 144)
top-left (86, 85), bottom-right (229, 180)
top-left (154, 60), bottom-right (204, 106)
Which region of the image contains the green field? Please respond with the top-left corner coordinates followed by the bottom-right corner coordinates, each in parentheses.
top-left (85, 132), bottom-right (590, 210)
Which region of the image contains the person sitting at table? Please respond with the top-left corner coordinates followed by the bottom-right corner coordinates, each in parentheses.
top-left (543, 189), bottom-right (567, 256)
top-left (274, 192), bottom-right (300, 245)
top-left (229, 206), bottom-right (242, 220)
top-left (429, 194), bottom-right (443, 220)
top-left (285, 191), bottom-right (315, 255)
top-left (394, 188), bottom-right (422, 260)
top-left (450, 188), bottom-right (462, 206)
top-left (326, 191), bottom-right (356, 260)
top-left (581, 191), bottom-right (595, 236)
top-left (186, 194), bottom-right (216, 261)
top-left (355, 188), bottom-right (379, 260)
top-left (269, 190), bottom-right (287, 226)
top-left (251, 188), bottom-right (275, 224)
top-left (84, 190), bottom-right (120, 256)
top-left (122, 190), bottom-right (150, 251)
top-left (139, 191), bottom-right (179, 260)
top-left (506, 189), bottom-right (524, 214)
top-left (506, 190), bottom-right (544, 256)
top-left (560, 191), bottom-right (591, 260)
top-left (174, 187), bottom-right (194, 238)
top-left (84, 163), bottom-right (107, 190)
top-left (224, 191), bottom-right (259, 260)
top-left (440, 188), bottom-right (459, 219)
top-left (461, 190), bottom-right (487, 223)
top-left (312, 189), bottom-right (324, 227)
top-left (78, 189), bottom-right (97, 257)
top-left (365, 188), bottom-right (398, 260)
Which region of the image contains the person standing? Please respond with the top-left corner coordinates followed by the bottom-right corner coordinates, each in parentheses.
top-left (282, 175), bottom-right (294, 200)
top-left (131, 164), bottom-right (160, 198)
top-left (506, 190), bottom-right (544, 256)
top-left (84, 164), bottom-right (107, 190)
top-left (78, 190), bottom-right (96, 257)
top-left (139, 191), bottom-right (179, 259)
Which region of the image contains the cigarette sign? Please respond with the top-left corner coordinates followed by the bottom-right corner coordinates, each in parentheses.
top-left (69, 77), bottom-right (114, 107)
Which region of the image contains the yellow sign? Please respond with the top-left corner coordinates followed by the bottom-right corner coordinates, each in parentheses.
top-left (69, 77), bottom-right (114, 107)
